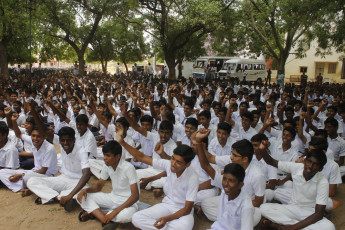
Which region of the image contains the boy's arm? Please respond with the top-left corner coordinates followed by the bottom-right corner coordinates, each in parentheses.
top-left (120, 103), bottom-right (148, 137)
top-left (258, 140), bottom-right (279, 168)
top-left (117, 127), bottom-right (152, 166)
top-left (140, 171), bottom-right (167, 189)
top-left (60, 168), bottom-right (91, 205)
top-left (106, 98), bottom-right (118, 118)
top-left (11, 113), bottom-right (22, 139)
top-left (77, 179), bottom-right (106, 204)
top-left (298, 113), bottom-right (308, 144)
top-left (29, 100), bottom-right (54, 143)
top-left (4, 107), bottom-right (13, 129)
top-left (225, 98), bottom-right (236, 126)
top-left (89, 97), bottom-right (109, 128)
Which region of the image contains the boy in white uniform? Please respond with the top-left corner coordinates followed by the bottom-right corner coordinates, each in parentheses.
top-left (117, 127), bottom-right (198, 230)
top-left (0, 121), bottom-right (19, 170)
top-left (27, 126), bottom-right (91, 211)
top-left (192, 129), bottom-right (254, 230)
top-left (77, 140), bottom-right (139, 230)
top-left (259, 141), bottom-right (335, 230)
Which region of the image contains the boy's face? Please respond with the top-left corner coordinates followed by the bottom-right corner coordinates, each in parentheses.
top-left (87, 107), bottom-right (93, 115)
top-left (10, 94), bottom-right (17, 102)
top-left (59, 135), bottom-right (75, 154)
top-left (159, 129), bottom-right (172, 144)
top-left (216, 129), bottom-right (230, 145)
top-left (282, 130), bottom-right (295, 144)
top-left (103, 152), bottom-right (121, 167)
top-left (185, 124), bottom-right (197, 138)
top-left (294, 103), bottom-right (301, 111)
top-left (222, 173), bottom-right (243, 197)
top-left (170, 154), bottom-right (188, 174)
top-left (153, 105), bottom-right (160, 115)
top-left (252, 114), bottom-right (259, 126)
top-left (285, 110), bottom-right (294, 119)
top-left (97, 106), bottom-right (105, 114)
top-left (73, 106), bottom-right (80, 116)
top-left (218, 111), bottom-right (225, 123)
top-left (141, 121), bottom-right (153, 132)
top-left (0, 95), bottom-right (4, 103)
top-left (184, 105), bottom-right (193, 117)
top-left (230, 149), bottom-right (246, 165)
top-left (70, 98), bottom-right (76, 106)
top-left (76, 122), bottom-right (87, 135)
top-left (198, 115), bottom-right (210, 127)
top-left (213, 105), bottom-right (220, 115)
top-left (115, 122), bottom-right (128, 134)
top-left (31, 130), bottom-right (44, 149)
top-left (241, 116), bottom-right (251, 130)
top-left (303, 156), bottom-right (322, 179)
top-left (251, 141), bottom-right (261, 156)
top-left (324, 123), bottom-right (337, 136)
top-left (326, 109), bottom-right (336, 118)
top-left (0, 132), bottom-right (8, 143)
top-left (202, 103), bottom-right (211, 111)
top-left (13, 103), bottom-right (21, 113)
top-left (239, 104), bottom-right (247, 114)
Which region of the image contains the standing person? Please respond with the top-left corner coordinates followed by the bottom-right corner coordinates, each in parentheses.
top-left (132, 63), bottom-right (138, 78)
top-left (277, 70), bottom-right (285, 87)
top-left (226, 66), bottom-right (231, 79)
top-left (301, 71), bottom-right (308, 87)
top-left (147, 63), bottom-right (154, 78)
top-left (266, 68), bottom-right (272, 85)
top-left (243, 69), bottom-right (248, 83)
top-left (116, 63), bottom-right (120, 77)
top-left (73, 61), bottom-right (79, 76)
top-left (316, 73), bottom-right (323, 85)
top-left (161, 66), bottom-right (167, 79)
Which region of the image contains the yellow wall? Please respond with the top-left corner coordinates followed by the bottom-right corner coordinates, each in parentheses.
top-left (285, 41), bottom-right (344, 83)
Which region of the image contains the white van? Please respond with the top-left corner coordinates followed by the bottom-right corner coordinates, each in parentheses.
top-left (192, 56), bottom-right (234, 79)
top-left (218, 58), bottom-right (266, 83)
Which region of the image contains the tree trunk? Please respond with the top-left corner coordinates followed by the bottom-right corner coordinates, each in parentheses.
top-left (165, 54), bottom-right (176, 80)
top-left (78, 55), bottom-right (85, 76)
top-left (124, 62), bottom-right (129, 77)
top-left (0, 41), bottom-right (9, 79)
top-left (177, 58), bottom-right (183, 78)
top-left (100, 59), bottom-right (107, 74)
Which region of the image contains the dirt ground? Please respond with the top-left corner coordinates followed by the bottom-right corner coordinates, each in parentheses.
top-left (0, 176), bottom-right (344, 230)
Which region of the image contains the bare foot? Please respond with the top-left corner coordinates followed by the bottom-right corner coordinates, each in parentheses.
top-left (194, 205), bottom-right (202, 217)
top-left (21, 189), bottom-right (32, 197)
top-left (153, 189), bottom-right (164, 197)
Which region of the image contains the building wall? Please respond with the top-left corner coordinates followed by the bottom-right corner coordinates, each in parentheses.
top-left (285, 41), bottom-right (344, 83)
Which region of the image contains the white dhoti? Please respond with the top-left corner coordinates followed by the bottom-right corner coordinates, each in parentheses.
top-left (27, 174), bottom-right (86, 204)
top-left (195, 188), bottom-right (219, 206)
top-left (136, 167), bottom-right (166, 190)
top-left (77, 192), bottom-right (138, 223)
top-left (260, 203), bottom-right (335, 230)
top-left (0, 169), bottom-right (46, 192)
top-left (132, 203), bottom-right (194, 230)
top-left (89, 159), bottom-right (104, 179)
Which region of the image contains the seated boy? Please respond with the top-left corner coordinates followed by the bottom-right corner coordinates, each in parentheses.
top-left (259, 141), bottom-right (335, 230)
top-left (0, 121), bottom-right (19, 170)
top-left (208, 122), bottom-right (234, 156)
top-left (192, 130), bottom-right (254, 230)
top-left (117, 126), bottom-right (198, 230)
top-left (77, 141), bottom-right (139, 230)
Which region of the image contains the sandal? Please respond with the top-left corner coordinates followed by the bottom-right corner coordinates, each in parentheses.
top-left (78, 210), bottom-right (95, 222)
top-left (35, 197), bottom-right (42, 204)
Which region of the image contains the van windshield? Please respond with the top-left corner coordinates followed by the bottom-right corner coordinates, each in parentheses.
top-left (194, 60), bottom-right (207, 68)
top-left (222, 63), bottom-right (236, 70)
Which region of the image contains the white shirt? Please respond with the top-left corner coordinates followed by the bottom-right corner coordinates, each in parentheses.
top-left (211, 170), bottom-right (254, 230)
top-left (321, 158), bottom-right (342, 185)
top-left (153, 159), bottom-right (199, 210)
top-left (146, 131), bottom-right (177, 160)
top-left (208, 137), bottom-right (233, 157)
top-left (232, 123), bottom-right (257, 141)
top-left (100, 159), bottom-right (139, 202)
top-left (252, 155), bottom-right (277, 182)
top-left (22, 135), bottom-right (58, 176)
top-left (327, 136), bottom-right (345, 161)
top-left (53, 135), bottom-right (90, 179)
top-left (278, 161), bottom-right (329, 208)
top-left (69, 122), bottom-right (98, 159)
top-left (0, 139), bottom-right (19, 169)
top-left (198, 123), bottom-right (217, 144)
top-left (174, 107), bottom-right (196, 125)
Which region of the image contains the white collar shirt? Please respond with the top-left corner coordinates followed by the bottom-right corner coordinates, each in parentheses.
top-left (146, 131), bottom-right (177, 160)
top-left (321, 158), bottom-right (342, 185)
top-left (252, 155), bottom-right (277, 181)
top-left (208, 137), bottom-right (233, 157)
top-left (327, 136), bottom-right (345, 161)
top-left (0, 139), bottom-right (19, 169)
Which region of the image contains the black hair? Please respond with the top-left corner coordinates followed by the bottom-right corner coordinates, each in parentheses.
top-left (102, 140), bottom-right (122, 156)
top-left (173, 144), bottom-right (195, 164)
top-left (0, 121), bottom-right (9, 135)
top-left (102, 111), bottom-right (113, 120)
top-left (327, 106), bottom-right (337, 113)
top-left (58, 126), bottom-right (75, 139)
top-left (140, 115), bottom-right (154, 125)
top-left (0, 104), bottom-right (6, 111)
top-left (241, 111), bottom-right (253, 121)
top-left (306, 149), bottom-right (327, 168)
top-left (76, 114), bottom-right (89, 124)
top-left (13, 101), bottom-right (22, 107)
top-left (283, 126), bottom-right (296, 138)
top-left (224, 163), bottom-right (245, 182)
top-left (314, 129), bottom-right (328, 138)
top-left (283, 118), bottom-right (296, 128)
top-left (166, 112), bottom-right (176, 124)
top-left (198, 110), bottom-right (211, 120)
top-left (159, 120), bottom-right (174, 132)
top-left (202, 99), bottom-right (212, 106)
top-left (239, 101), bottom-right (249, 108)
top-left (26, 117), bottom-right (35, 125)
top-left (184, 99), bottom-right (195, 109)
top-left (116, 117), bottom-right (130, 128)
top-left (217, 122), bottom-right (232, 134)
top-left (251, 133), bottom-right (268, 142)
top-left (309, 137), bottom-right (328, 152)
top-left (185, 118), bottom-right (198, 129)
top-left (218, 107), bottom-right (227, 114)
top-left (324, 117), bottom-right (338, 128)
top-left (232, 139), bottom-right (254, 162)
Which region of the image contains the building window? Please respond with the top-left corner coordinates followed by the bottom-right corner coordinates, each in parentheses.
top-left (328, 63), bottom-right (337, 74)
top-left (300, 66), bottom-right (308, 73)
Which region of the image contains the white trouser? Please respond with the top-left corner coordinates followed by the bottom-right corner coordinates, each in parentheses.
top-left (27, 174), bottom-right (85, 204)
top-left (136, 167), bottom-right (166, 189)
top-left (77, 192), bottom-right (138, 223)
top-left (265, 180), bottom-right (293, 203)
top-left (89, 159), bottom-right (104, 179)
top-left (201, 195), bottom-right (261, 226)
top-left (132, 203), bottom-right (194, 230)
top-left (195, 188), bottom-right (219, 206)
top-left (0, 169), bottom-right (47, 192)
top-left (260, 203), bottom-right (335, 230)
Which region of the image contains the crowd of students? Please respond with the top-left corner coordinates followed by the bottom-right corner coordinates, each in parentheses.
top-left (0, 68), bottom-right (344, 230)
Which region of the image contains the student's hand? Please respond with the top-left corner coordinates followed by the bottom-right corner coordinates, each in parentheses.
top-left (77, 189), bottom-right (87, 204)
top-left (259, 140), bottom-right (270, 153)
top-left (295, 157), bottom-right (305, 163)
top-left (154, 216), bottom-right (168, 229)
top-left (191, 129), bottom-right (211, 144)
top-left (102, 211), bottom-right (118, 225)
top-left (307, 101), bottom-right (314, 108)
top-left (11, 113), bottom-right (19, 122)
top-left (116, 126), bottom-right (124, 143)
top-left (321, 99), bottom-right (328, 107)
top-left (4, 107), bottom-right (12, 116)
top-left (60, 195), bottom-right (73, 206)
top-left (264, 118), bottom-right (275, 127)
top-left (120, 103), bottom-right (128, 116)
top-left (8, 174), bottom-right (22, 182)
top-left (276, 179), bottom-right (286, 186)
top-left (154, 142), bottom-right (164, 155)
top-left (140, 177), bottom-right (152, 189)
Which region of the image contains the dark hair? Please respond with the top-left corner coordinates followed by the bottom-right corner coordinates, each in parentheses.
top-left (13, 101), bottom-right (22, 107)
top-left (173, 144), bottom-right (195, 164)
top-left (306, 149), bottom-right (327, 168)
top-left (198, 110), bottom-right (211, 120)
top-left (232, 139), bottom-right (254, 162)
top-left (0, 104), bottom-right (6, 111)
top-left (102, 111), bottom-right (113, 120)
top-left (241, 111), bottom-right (253, 122)
top-left (309, 137), bottom-right (328, 152)
top-left (224, 163), bottom-right (245, 182)
top-left (283, 126), bottom-right (296, 138)
top-left (239, 101), bottom-right (249, 108)
top-left (76, 114), bottom-right (89, 125)
top-left (202, 99), bottom-right (212, 106)
top-left (140, 115), bottom-right (154, 125)
top-left (58, 126), bottom-right (75, 139)
top-left (185, 118), bottom-right (198, 129)
top-left (314, 129), bottom-right (328, 138)
top-left (251, 133), bottom-right (268, 142)
top-left (166, 112), bottom-right (175, 124)
top-left (324, 117), bottom-right (338, 128)
top-left (26, 117), bottom-right (35, 126)
top-left (116, 117), bottom-right (130, 128)
top-left (0, 121), bottom-right (9, 135)
top-left (218, 107), bottom-right (227, 114)
top-left (159, 120), bottom-right (174, 132)
top-left (327, 106), bottom-right (337, 113)
top-left (184, 99), bottom-right (195, 109)
top-left (102, 140), bottom-right (122, 156)
top-left (217, 122), bottom-right (232, 134)
top-left (283, 118), bottom-right (296, 128)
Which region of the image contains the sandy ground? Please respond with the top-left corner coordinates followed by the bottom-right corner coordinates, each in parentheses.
top-left (0, 176), bottom-right (345, 230)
